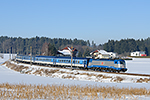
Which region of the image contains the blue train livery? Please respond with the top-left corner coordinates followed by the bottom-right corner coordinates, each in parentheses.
top-left (16, 55), bottom-right (127, 72)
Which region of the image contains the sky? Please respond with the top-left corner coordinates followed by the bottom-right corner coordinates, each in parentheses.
top-left (0, 0), bottom-right (150, 44)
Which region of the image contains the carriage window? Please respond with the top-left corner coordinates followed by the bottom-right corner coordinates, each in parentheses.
top-left (114, 61), bottom-right (117, 64)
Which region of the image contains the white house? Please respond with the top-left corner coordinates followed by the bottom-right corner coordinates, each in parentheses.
top-left (90, 50), bottom-right (117, 59)
top-left (107, 52), bottom-right (117, 59)
top-left (57, 46), bottom-right (78, 57)
top-left (130, 51), bottom-right (147, 56)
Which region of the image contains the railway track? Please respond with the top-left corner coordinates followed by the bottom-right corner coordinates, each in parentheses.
top-left (14, 60), bottom-right (150, 77)
top-left (74, 68), bottom-right (150, 77)
top-left (105, 71), bottom-right (150, 77)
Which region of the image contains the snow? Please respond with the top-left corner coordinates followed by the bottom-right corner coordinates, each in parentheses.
top-left (0, 54), bottom-right (150, 99)
top-left (126, 58), bottom-right (150, 74)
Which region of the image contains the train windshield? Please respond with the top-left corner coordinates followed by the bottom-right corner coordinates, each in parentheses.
top-left (120, 61), bottom-right (124, 64)
top-left (120, 61), bottom-right (126, 68)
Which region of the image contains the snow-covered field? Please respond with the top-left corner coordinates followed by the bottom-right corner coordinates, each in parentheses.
top-left (0, 54), bottom-right (150, 99)
top-left (126, 58), bottom-right (150, 74)
top-left (0, 54), bottom-right (150, 87)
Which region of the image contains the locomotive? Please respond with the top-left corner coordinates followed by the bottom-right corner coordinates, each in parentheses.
top-left (15, 55), bottom-right (127, 73)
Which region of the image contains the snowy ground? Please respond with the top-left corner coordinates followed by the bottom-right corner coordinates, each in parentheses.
top-left (0, 54), bottom-right (150, 99)
top-left (126, 58), bottom-right (150, 74)
top-left (0, 54), bottom-right (150, 87)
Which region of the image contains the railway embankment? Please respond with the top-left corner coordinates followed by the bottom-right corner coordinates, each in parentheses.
top-left (2, 61), bottom-right (150, 83)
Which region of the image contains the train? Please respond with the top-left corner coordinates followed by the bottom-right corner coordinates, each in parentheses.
top-left (15, 55), bottom-right (127, 73)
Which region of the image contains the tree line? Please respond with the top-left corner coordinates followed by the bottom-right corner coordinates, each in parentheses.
top-left (0, 36), bottom-right (150, 57)
top-left (0, 36), bottom-right (100, 57)
top-left (103, 38), bottom-right (150, 56)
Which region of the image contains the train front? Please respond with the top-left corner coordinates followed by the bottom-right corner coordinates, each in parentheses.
top-left (117, 59), bottom-right (127, 72)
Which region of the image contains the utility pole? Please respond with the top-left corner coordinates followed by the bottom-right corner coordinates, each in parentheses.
top-left (3, 42), bottom-right (4, 59)
top-left (39, 48), bottom-right (40, 55)
top-left (30, 46), bottom-right (32, 66)
top-left (17, 40), bottom-right (19, 56)
top-left (12, 48), bottom-right (15, 60)
top-left (71, 50), bottom-right (73, 70)
top-left (27, 47), bottom-right (28, 55)
top-left (12, 48), bottom-right (13, 60)
top-left (9, 47), bottom-right (11, 60)
top-left (68, 46), bottom-right (73, 71)
top-left (17, 43), bottom-right (19, 64)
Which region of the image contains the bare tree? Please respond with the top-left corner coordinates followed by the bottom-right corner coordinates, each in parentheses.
top-left (41, 42), bottom-right (48, 55)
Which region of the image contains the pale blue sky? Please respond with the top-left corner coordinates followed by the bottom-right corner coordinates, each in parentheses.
top-left (0, 0), bottom-right (150, 44)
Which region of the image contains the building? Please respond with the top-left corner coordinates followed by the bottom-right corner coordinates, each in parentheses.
top-left (90, 50), bottom-right (117, 59)
top-left (130, 51), bottom-right (147, 56)
top-left (57, 46), bottom-right (78, 57)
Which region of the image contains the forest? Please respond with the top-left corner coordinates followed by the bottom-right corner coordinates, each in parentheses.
top-left (0, 36), bottom-right (150, 57)
top-left (103, 38), bottom-right (150, 56)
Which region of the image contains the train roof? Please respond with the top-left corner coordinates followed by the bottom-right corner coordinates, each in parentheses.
top-left (36, 55), bottom-right (88, 60)
top-left (36, 56), bottom-right (56, 58)
top-left (92, 58), bottom-right (125, 61)
top-left (17, 55), bottom-right (125, 61)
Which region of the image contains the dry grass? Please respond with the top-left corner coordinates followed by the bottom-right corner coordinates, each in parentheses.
top-left (111, 76), bottom-right (124, 83)
top-left (136, 78), bottom-right (150, 83)
top-left (0, 83), bottom-right (150, 100)
top-left (0, 54), bottom-right (3, 59)
top-left (4, 61), bottom-right (29, 73)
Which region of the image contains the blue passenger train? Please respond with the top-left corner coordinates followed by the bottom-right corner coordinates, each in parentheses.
top-left (16, 55), bottom-right (127, 72)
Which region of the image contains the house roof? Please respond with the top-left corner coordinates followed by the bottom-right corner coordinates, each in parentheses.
top-left (57, 46), bottom-right (78, 56)
top-left (90, 50), bottom-right (108, 55)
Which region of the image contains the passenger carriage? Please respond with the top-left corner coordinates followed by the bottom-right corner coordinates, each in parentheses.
top-left (54, 56), bottom-right (88, 68)
top-left (16, 55), bottom-right (31, 63)
top-left (34, 56), bottom-right (55, 65)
